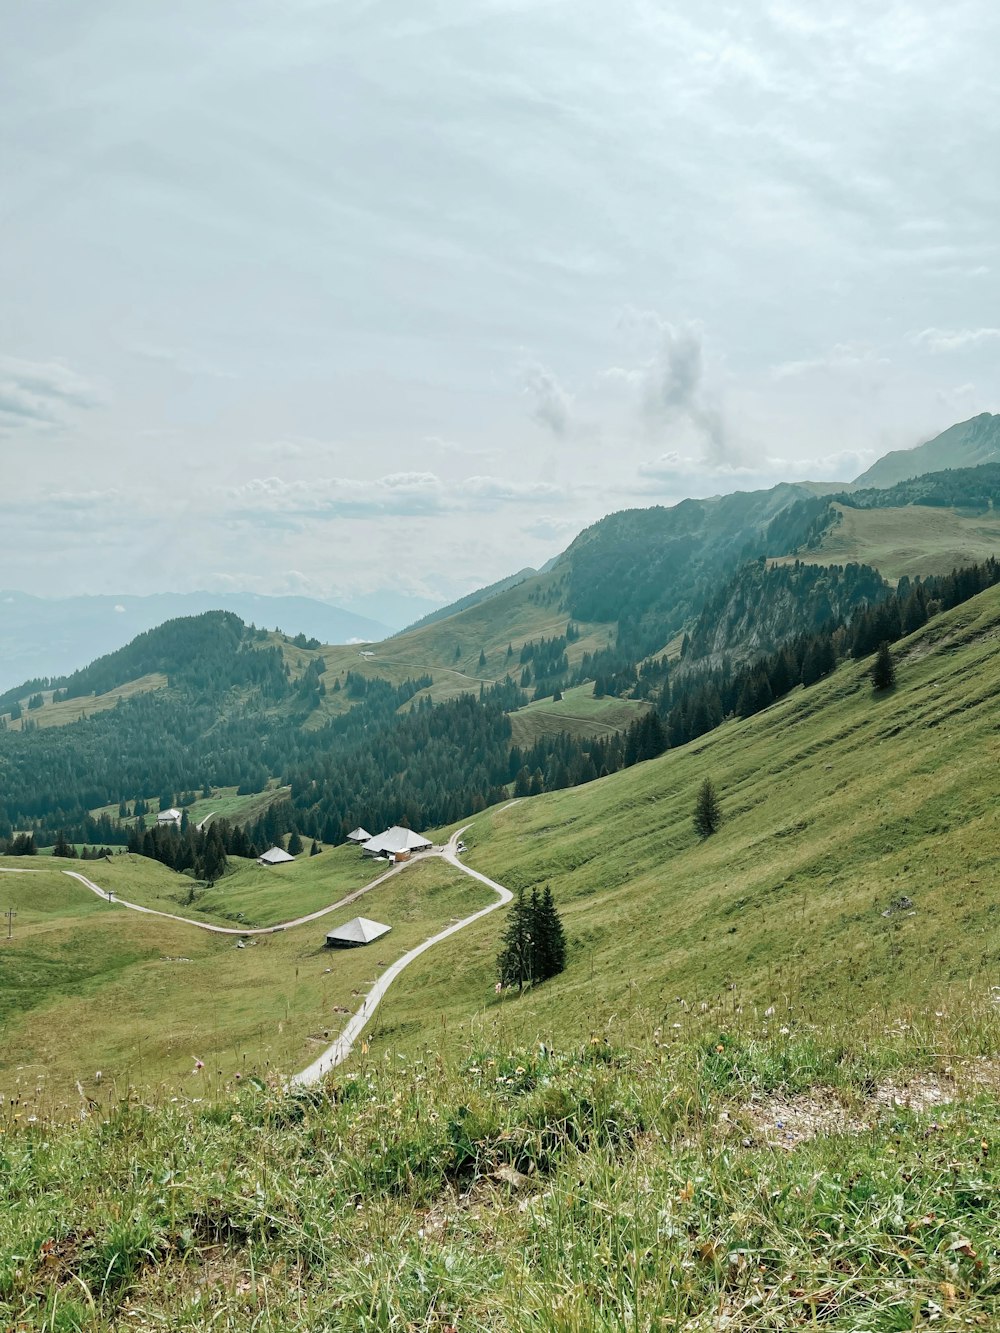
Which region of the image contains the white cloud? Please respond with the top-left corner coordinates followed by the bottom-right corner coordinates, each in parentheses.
top-left (520, 361), bottom-right (573, 437)
top-left (225, 471), bottom-right (564, 522)
top-left (0, 354), bottom-right (104, 429)
top-left (909, 328), bottom-right (1000, 353)
top-left (607, 313), bottom-right (735, 466)
top-left (771, 343), bottom-right (886, 379)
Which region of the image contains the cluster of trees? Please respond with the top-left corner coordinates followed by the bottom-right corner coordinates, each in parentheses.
top-left (3, 833), bottom-right (36, 855)
top-left (125, 819), bottom-right (232, 881)
top-left (497, 886), bottom-right (566, 990)
top-left (845, 462), bottom-right (1000, 513)
top-left (51, 834), bottom-right (116, 860)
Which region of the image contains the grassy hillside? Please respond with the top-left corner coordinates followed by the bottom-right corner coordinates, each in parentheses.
top-left (10, 575), bottom-right (999, 1103)
top-left (0, 857), bottom-right (489, 1110)
top-left (360, 578), bottom-right (1000, 1059)
top-left (509, 681), bottom-right (650, 746)
top-left (305, 570), bottom-right (615, 722)
top-left (776, 501), bottom-right (1000, 579)
top-left (1, 672), bottom-right (168, 730)
top-left (5, 583), bottom-right (1000, 1326)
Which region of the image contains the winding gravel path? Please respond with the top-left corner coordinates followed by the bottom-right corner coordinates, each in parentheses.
top-left (62, 857), bottom-right (414, 936)
top-left (290, 829), bottom-right (511, 1087)
top-left (57, 810), bottom-right (518, 1085)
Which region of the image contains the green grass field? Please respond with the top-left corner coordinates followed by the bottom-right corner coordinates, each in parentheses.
top-left (0, 858), bottom-right (490, 1113)
top-left (509, 681), bottom-right (650, 747)
top-left (777, 501), bottom-right (1000, 579)
top-left (74, 841), bottom-right (391, 928)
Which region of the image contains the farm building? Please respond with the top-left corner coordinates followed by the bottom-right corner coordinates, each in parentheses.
top-left (258, 846), bottom-right (295, 866)
top-left (346, 827), bottom-right (372, 845)
top-left (361, 826), bottom-right (432, 858)
top-left (156, 807), bottom-right (182, 828)
top-left (325, 916), bottom-right (391, 948)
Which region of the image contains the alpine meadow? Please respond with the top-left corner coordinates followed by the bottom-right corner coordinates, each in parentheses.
top-left (6, 6), bottom-right (1000, 1326)
top-left (3, 422), bottom-right (1000, 1328)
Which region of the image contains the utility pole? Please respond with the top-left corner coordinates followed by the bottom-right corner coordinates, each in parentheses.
top-left (4, 909), bottom-right (15, 939)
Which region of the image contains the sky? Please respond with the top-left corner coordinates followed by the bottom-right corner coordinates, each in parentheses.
top-left (2, 0), bottom-right (999, 617)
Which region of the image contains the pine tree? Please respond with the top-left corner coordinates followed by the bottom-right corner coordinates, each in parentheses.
top-left (871, 641), bottom-right (896, 692)
top-left (287, 829), bottom-right (304, 856)
top-left (533, 885), bottom-right (566, 981)
top-left (693, 777), bottom-right (721, 838)
top-left (310, 839), bottom-right (321, 856)
top-left (497, 888), bottom-right (533, 991)
top-left (478, 648), bottom-right (487, 669)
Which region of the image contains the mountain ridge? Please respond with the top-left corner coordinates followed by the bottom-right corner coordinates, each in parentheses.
top-left (852, 411), bottom-right (1000, 488)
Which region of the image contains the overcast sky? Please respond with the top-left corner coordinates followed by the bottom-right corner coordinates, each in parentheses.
top-left (2, 0), bottom-right (998, 613)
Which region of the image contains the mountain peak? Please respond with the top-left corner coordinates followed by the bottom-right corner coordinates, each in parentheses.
top-left (854, 412), bottom-right (1000, 489)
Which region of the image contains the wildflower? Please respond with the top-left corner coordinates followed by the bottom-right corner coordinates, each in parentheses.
top-left (192, 1059), bottom-right (204, 1073)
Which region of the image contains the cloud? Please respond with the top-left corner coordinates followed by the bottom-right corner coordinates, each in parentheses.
top-left (229, 472), bottom-right (446, 519)
top-left (521, 361), bottom-right (573, 436)
top-left (771, 343), bottom-right (886, 379)
top-left (635, 444), bottom-right (875, 492)
top-left (0, 354), bottom-right (104, 429)
top-left (909, 327), bottom-right (1000, 353)
top-left (607, 313), bottom-right (733, 465)
top-left (225, 471), bottom-right (565, 522)
top-left (461, 476), bottom-right (562, 505)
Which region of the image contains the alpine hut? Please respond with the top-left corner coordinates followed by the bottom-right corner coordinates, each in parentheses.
top-left (325, 916), bottom-right (391, 948)
top-left (361, 826), bottom-right (433, 859)
top-left (346, 827), bottom-right (372, 845)
top-left (258, 846), bottom-right (296, 866)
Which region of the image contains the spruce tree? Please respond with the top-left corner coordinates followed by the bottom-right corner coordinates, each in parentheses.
top-left (310, 839), bottom-right (321, 856)
top-left (871, 641), bottom-right (896, 692)
top-left (497, 888), bottom-right (533, 991)
top-left (288, 829), bottom-right (304, 856)
top-left (533, 885), bottom-right (567, 981)
top-left (693, 777), bottom-right (722, 838)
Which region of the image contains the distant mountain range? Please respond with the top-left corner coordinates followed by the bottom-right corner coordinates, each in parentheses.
top-left (853, 412), bottom-right (1000, 488)
top-left (0, 591), bottom-right (394, 693)
top-left (5, 413), bottom-right (997, 695)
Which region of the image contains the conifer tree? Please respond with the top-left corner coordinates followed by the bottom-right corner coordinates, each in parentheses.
top-left (497, 888), bottom-right (533, 991)
top-left (693, 777), bottom-right (722, 838)
top-left (533, 885), bottom-right (567, 981)
top-left (871, 641), bottom-right (896, 692)
top-left (310, 839), bottom-right (321, 856)
top-left (287, 828), bottom-right (304, 856)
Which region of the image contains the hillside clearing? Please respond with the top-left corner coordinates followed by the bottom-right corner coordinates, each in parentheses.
top-left (776, 502), bottom-right (1000, 579)
top-left (509, 681), bottom-right (650, 746)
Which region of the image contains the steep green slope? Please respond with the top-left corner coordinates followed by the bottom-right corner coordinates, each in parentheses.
top-left (368, 579), bottom-right (1000, 1053)
top-left (853, 411), bottom-right (1000, 488)
top-left (394, 566), bottom-right (539, 634)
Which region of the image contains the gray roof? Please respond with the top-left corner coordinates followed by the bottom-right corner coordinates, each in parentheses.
top-left (325, 916), bottom-right (391, 945)
top-left (346, 827), bottom-right (372, 842)
top-left (258, 846), bottom-right (295, 864)
top-left (157, 807), bottom-right (182, 822)
top-left (362, 825), bottom-right (432, 855)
